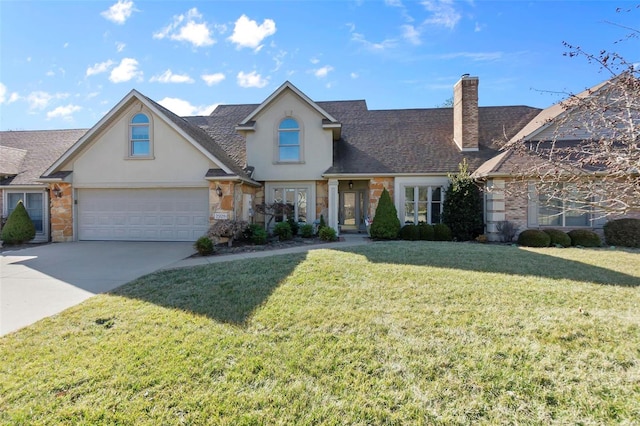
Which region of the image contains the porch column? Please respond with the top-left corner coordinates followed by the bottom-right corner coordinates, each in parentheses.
top-left (328, 179), bottom-right (339, 235)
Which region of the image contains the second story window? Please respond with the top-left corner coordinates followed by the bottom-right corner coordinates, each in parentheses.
top-left (130, 113), bottom-right (150, 156)
top-left (278, 118), bottom-right (300, 161)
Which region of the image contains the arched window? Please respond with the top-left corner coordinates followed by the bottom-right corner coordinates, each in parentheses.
top-left (130, 113), bottom-right (150, 156)
top-left (278, 118), bottom-right (300, 161)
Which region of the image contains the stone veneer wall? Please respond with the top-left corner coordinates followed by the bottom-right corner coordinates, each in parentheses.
top-left (50, 183), bottom-right (73, 242)
top-left (316, 180), bottom-right (328, 221)
top-left (485, 179), bottom-right (528, 242)
top-left (209, 181), bottom-right (235, 223)
top-left (368, 177), bottom-right (395, 219)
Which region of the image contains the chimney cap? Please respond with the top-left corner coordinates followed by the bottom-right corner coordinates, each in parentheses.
top-left (461, 73), bottom-right (470, 78)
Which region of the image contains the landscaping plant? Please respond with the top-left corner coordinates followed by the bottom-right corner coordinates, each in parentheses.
top-left (518, 229), bottom-right (551, 247)
top-left (318, 226), bottom-right (337, 241)
top-left (369, 188), bottom-right (401, 239)
top-left (604, 218), bottom-right (640, 248)
top-left (433, 223), bottom-right (453, 241)
top-left (0, 200), bottom-right (36, 245)
top-left (442, 159), bottom-right (484, 241)
top-left (568, 229), bottom-right (601, 247)
top-left (543, 229), bottom-right (572, 248)
top-left (194, 236), bottom-right (215, 256)
top-left (273, 222), bottom-right (293, 241)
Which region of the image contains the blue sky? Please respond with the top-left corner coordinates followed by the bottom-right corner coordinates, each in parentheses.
top-left (1, 1), bottom-right (638, 131)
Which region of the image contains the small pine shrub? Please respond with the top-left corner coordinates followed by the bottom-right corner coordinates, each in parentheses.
top-left (319, 226), bottom-right (338, 242)
top-left (418, 223), bottom-right (434, 241)
top-left (1, 200), bottom-right (36, 245)
top-left (433, 223), bottom-right (453, 241)
top-left (287, 218), bottom-right (299, 236)
top-left (245, 224), bottom-right (268, 245)
top-left (399, 224), bottom-right (420, 241)
top-left (604, 218), bottom-right (640, 248)
top-left (299, 223), bottom-right (315, 238)
top-left (273, 222), bottom-right (293, 241)
top-left (442, 160), bottom-right (484, 241)
top-left (517, 229), bottom-right (551, 247)
top-left (543, 229), bottom-right (571, 248)
top-left (194, 236), bottom-right (215, 256)
top-left (369, 188), bottom-right (401, 240)
top-left (318, 215), bottom-right (327, 232)
top-left (567, 229), bottom-right (601, 247)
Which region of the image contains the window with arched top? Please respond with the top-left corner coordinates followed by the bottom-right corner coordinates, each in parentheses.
top-left (130, 113), bottom-right (150, 156)
top-left (278, 118), bottom-right (300, 161)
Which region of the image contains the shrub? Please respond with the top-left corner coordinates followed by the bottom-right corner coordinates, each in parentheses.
top-left (433, 223), bottom-right (453, 241)
top-left (418, 223), bottom-right (434, 241)
top-left (299, 223), bottom-right (315, 238)
top-left (604, 218), bottom-right (640, 248)
top-left (567, 229), bottom-right (601, 247)
top-left (319, 226), bottom-right (338, 242)
top-left (207, 220), bottom-right (248, 247)
top-left (1, 200), bottom-right (36, 245)
top-left (370, 188), bottom-right (401, 240)
top-left (273, 222), bottom-right (293, 241)
top-left (194, 236), bottom-right (215, 256)
top-left (543, 229), bottom-right (571, 248)
top-left (318, 215), bottom-right (326, 232)
top-left (442, 159), bottom-right (484, 241)
top-left (517, 229), bottom-right (551, 247)
top-left (475, 234), bottom-right (488, 243)
top-left (287, 218), bottom-right (299, 236)
top-left (244, 224), bottom-right (268, 245)
top-left (496, 220), bottom-right (518, 243)
top-left (399, 224), bottom-right (420, 241)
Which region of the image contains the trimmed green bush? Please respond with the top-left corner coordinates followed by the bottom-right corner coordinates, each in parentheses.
top-left (318, 226), bottom-right (338, 242)
top-left (543, 229), bottom-right (571, 248)
top-left (244, 224), bottom-right (268, 245)
top-left (318, 215), bottom-right (326, 232)
top-left (1, 200), bottom-right (36, 245)
top-left (370, 188), bottom-right (401, 240)
top-left (433, 223), bottom-right (453, 241)
top-left (287, 218), bottom-right (299, 236)
top-left (442, 160), bottom-right (484, 241)
top-left (568, 229), bottom-right (601, 247)
top-left (273, 222), bottom-right (293, 241)
top-left (399, 224), bottom-right (420, 241)
top-left (299, 223), bottom-right (315, 238)
top-left (418, 223), bottom-right (434, 241)
top-left (194, 236), bottom-right (215, 256)
top-left (604, 218), bottom-right (640, 248)
top-left (517, 229), bottom-right (551, 247)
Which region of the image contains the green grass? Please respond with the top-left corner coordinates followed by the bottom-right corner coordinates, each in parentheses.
top-left (1, 242), bottom-right (639, 425)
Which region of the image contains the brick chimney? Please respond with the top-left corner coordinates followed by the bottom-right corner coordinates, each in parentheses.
top-left (453, 74), bottom-right (479, 151)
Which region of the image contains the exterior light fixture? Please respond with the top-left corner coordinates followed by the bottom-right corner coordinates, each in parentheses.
top-left (52, 185), bottom-right (63, 198)
top-left (216, 186), bottom-right (223, 197)
top-left (348, 180), bottom-right (353, 189)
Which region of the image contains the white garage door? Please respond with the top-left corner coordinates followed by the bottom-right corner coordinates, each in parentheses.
top-left (78, 188), bottom-right (209, 241)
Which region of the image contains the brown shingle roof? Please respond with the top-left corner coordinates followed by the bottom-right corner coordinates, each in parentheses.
top-left (0, 129), bottom-right (87, 185)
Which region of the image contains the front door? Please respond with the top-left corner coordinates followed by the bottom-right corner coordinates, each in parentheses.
top-left (340, 191), bottom-right (367, 232)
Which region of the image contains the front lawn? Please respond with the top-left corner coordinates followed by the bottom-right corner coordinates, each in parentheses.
top-left (1, 242), bottom-right (639, 424)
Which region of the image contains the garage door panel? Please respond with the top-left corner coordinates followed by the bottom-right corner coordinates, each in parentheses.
top-left (79, 189), bottom-right (209, 241)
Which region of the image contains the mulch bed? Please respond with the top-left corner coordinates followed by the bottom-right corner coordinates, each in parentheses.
top-left (192, 237), bottom-right (339, 257)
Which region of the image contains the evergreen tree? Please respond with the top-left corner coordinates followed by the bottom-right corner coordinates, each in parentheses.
top-left (370, 188), bottom-right (401, 239)
top-left (1, 200), bottom-right (36, 245)
top-left (442, 160), bottom-right (484, 241)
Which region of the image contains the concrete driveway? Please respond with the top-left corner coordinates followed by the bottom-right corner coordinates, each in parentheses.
top-left (1, 241), bottom-right (195, 336)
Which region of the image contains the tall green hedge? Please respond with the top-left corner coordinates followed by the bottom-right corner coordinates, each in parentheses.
top-left (370, 188), bottom-right (400, 240)
top-left (1, 200), bottom-right (36, 245)
top-left (442, 160), bottom-right (484, 241)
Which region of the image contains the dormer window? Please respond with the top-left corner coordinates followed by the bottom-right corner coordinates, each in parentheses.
top-left (130, 113), bottom-right (151, 157)
top-left (278, 118), bottom-right (300, 162)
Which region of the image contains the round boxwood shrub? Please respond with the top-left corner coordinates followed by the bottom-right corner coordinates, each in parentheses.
top-left (370, 188), bottom-right (401, 240)
top-left (319, 226), bottom-right (338, 242)
top-left (517, 229), bottom-right (551, 247)
top-left (194, 236), bottom-right (215, 255)
top-left (567, 229), bottom-right (601, 247)
top-left (1, 200), bottom-right (36, 245)
top-left (418, 223), bottom-right (434, 241)
top-left (543, 229), bottom-right (571, 248)
top-left (433, 223), bottom-right (453, 241)
top-left (299, 223), bottom-right (315, 238)
top-left (287, 218), bottom-right (299, 236)
top-left (604, 218), bottom-right (640, 248)
top-left (244, 224), bottom-right (268, 245)
top-left (273, 222), bottom-right (292, 241)
top-left (399, 224), bottom-right (420, 241)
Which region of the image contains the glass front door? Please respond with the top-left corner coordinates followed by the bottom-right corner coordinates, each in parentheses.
top-left (340, 191), bottom-right (366, 232)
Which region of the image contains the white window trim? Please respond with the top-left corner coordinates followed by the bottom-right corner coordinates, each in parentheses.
top-left (528, 184), bottom-right (593, 228)
top-left (394, 177), bottom-right (450, 225)
top-left (126, 109), bottom-right (154, 160)
top-left (2, 189), bottom-right (49, 240)
top-left (274, 115), bottom-right (304, 164)
top-left (265, 181), bottom-right (315, 225)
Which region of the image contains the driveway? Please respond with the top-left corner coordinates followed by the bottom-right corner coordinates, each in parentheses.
top-left (1, 241), bottom-right (195, 336)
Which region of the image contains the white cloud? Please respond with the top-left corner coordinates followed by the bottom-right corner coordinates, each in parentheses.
top-left (351, 32), bottom-right (397, 51)
top-left (86, 60), bottom-right (115, 77)
top-left (421, 0), bottom-right (461, 29)
top-left (228, 14), bottom-right (276, 51)
top-left (350, 72), bottom-right (359, 79)
top-left (237, 71), bottom-right (268, 88)
top-left (149, 69), bottom-right (194, 84)
top-left (63, 42), bottom-right (69, 48)
top-left (474, 22), bottom-right (484, 32)
top-left (46, 104), bottom-right (82, 120)
top-left (26, 91), bottom-right (68, 110)
top-left (437, 51), bottom-right (503, 61)
top-left (201, 73), bottom-right (226, 86)
top-left (402, 24), bottom-right (421, 45)
top-left (8, 92), bottom-right (20, 103)
top-left (116, 42), bottom-right (126, 52)
top-left (314, 65), bottom-right (334, 78)
top-left (385, 0), bottom-right (403, 6)
top-left (46, 70), bottom-right (55, 77)
top-left (153, 8), bottom-right (215, 47)
top-left (109, 58), bottom-right (142, 83)
top-left (157, 97), bottom-right (218, 116)
top-left (0, 83), bottom-right (6, 104)
top-left (310, 57), bottom-right (320, 65)
top-left (101, 0), bottom-right (135, 25)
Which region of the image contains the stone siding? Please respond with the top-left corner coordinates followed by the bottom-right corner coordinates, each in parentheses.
top-left (368, 177), bottom-right (394, 219)
top-left (50, 183), bottom-right (73, 242)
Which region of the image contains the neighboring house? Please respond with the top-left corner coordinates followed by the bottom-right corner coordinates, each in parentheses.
top-left (7, 74), bottom-right (626, 244)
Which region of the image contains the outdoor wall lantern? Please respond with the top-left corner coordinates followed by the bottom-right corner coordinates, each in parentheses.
top-left (52, 185), bottom-right (63, 198)
top-left (348, 180), bottom-right (353, 189)
top-left (216, 186), bottom-right (223, 197)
